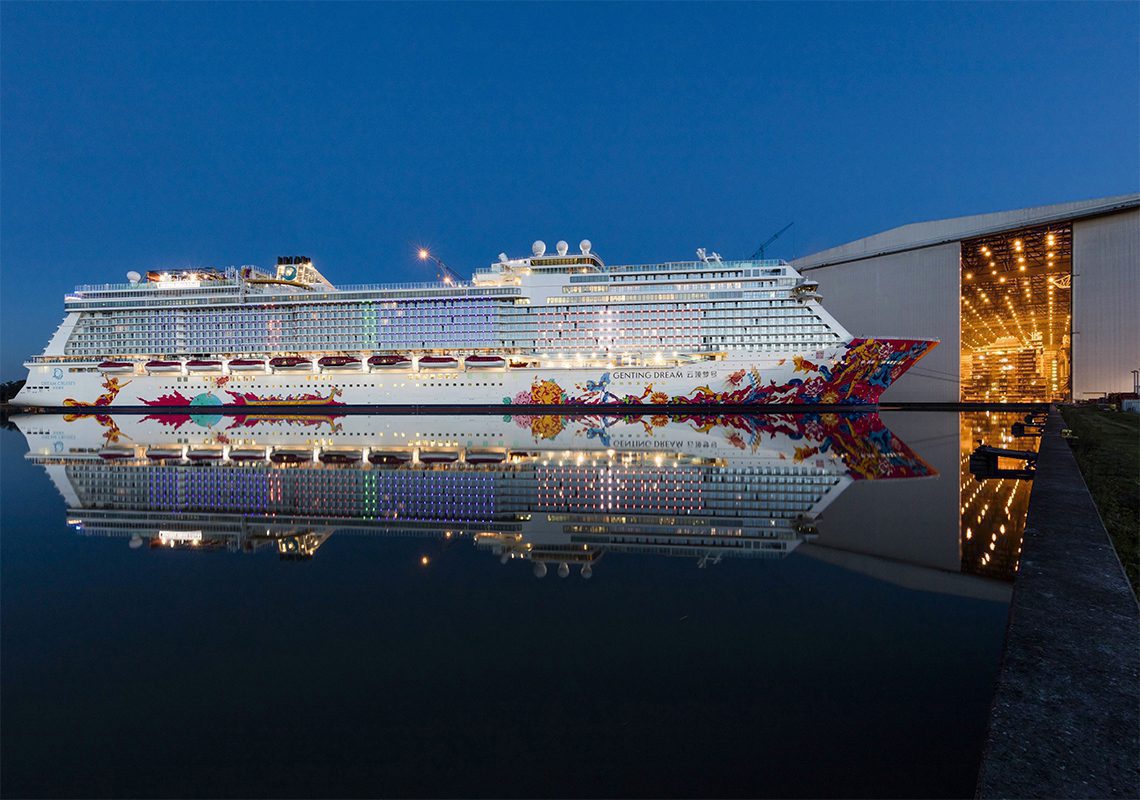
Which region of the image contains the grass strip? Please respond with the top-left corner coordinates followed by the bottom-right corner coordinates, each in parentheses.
top-left (1059, 405), bottom-right (1139, 597)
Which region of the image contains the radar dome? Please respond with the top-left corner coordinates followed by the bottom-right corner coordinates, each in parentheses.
top-left (532, 240), bottom-right (547, 257)
top-left (126, 271), bottom-right (142, 285)
top-left (581, 564), bottom-right (593, 580)
top-left (579, 239), bottom-right (592, 255)
top-left (533, 561), bottom-right (548, 578)
top-left (129, 534), bottom-right (143, 549)
top-left (557, 562), bottom-right (570, 579)
top-left (556, 240), bottom-right (569, 255)
top-left (500, 552), bottom-right (510, 564)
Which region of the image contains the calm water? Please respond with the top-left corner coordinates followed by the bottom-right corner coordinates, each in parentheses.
top-left (0, 410), bottom-right (1037, 798)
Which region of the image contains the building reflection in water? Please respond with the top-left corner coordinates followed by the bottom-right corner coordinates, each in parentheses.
top-left (14, 408), bottom-right (1034, 591)
top-left (959, 410), bottom-right (1039, 580)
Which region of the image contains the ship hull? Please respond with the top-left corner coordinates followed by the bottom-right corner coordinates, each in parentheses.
top-left (14, 338), bottom-right (935, 410)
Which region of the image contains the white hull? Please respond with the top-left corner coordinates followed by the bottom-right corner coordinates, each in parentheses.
top-left (14, 338), bottom-right (934, 409)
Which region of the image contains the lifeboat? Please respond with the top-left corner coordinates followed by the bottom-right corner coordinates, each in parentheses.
top-left (229, 448), bottom-right (267, 462)
top-left (465, 355), bottom-right (507, 369)
top-left (270, 357), bottom-right (312, 371)
top-left (98, 446), bottom-right (134, 460)
top-left (145, 360), bottom-right (182, 373)
top-left (146, 446), bottom-right (183, 461)
top-left (465, 449), bottom-right (507, 464)
top-left (186, 448), bottom-right (224, 462)
top-left (418, 355), bottom-right (459, 370)
top-left (270, 448), bottom-right (312, 464)
top-left (318, 355), bottom-right (362, 370)
top-left (97, 360), bottom-right (134, 373)
top-left (319, 449), bottom-right (364, 464)
top-left (368, 354), bottom-right (412, 370)
top-left (186, 359), bottom-right (223, 372)
top-left (368, 450), bottom-right (413, 466)
top-left (228, 359), bottom-right (266, 371)
top-left (419, 450), bottom-right (460, 464)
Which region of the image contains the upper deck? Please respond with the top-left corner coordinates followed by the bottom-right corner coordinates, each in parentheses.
top-left (37, 242), bottom-right (844, 362)
top-left (64, 242), bottom-right (794, 313)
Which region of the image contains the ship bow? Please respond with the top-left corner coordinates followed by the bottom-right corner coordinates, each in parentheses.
top-left (832, 337), bottom-right (939, 404)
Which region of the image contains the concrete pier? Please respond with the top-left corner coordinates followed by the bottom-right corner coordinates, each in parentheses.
top-left (976, 408), bottom-right (1139, 798)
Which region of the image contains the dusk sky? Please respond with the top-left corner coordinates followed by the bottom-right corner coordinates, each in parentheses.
top-left (2, 2), bottom-right (1137, 377)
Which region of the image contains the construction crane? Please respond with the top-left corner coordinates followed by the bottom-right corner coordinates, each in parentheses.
top-left (750, 222), bottom-right (794, 260)
top-left (417, 247), bottom-right (461, 286)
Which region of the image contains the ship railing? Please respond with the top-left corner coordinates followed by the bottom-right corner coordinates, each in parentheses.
top-left (70, 279), bottom-right (487, 295)
top-left (72, 280), bottom-right (245, 294)
top-left (605, 259), bottom-right (787, 274)
top-left (331, 280), bottom-right (478, 292)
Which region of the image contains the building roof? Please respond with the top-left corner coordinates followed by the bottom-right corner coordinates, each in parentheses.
top-left (794, 193), bottom-right (1140, 270)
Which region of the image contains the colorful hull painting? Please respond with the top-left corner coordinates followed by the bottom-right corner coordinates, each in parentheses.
top-left (505, 338), bottom-right (936, 408)
top-left (139, 387), bottom-right (344, 407)
top-left (141, 412), bottom-right (346, 433)
top-left (46, 338), bottom-right (935, 409)
top-left (503, 411), bottom-right (934, 480)
top-left (26, 409), bottom-right (935, 484)
top-left (62, 376), bottom-right (132, 408)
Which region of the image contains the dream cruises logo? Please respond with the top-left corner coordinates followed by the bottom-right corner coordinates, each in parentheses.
top-left (46, 366), bottom-right (76, 387)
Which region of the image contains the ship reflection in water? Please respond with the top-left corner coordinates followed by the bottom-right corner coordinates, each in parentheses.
top-left (17, 410), bottom-right (1027, 588)
top-left (5, 409), bottom-right (1036, 798)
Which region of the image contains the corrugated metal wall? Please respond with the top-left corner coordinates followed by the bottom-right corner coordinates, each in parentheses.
top-left (800, 243), bottom-right (961, 402)
top-left (1073, 208), bottom-right (1140, 397)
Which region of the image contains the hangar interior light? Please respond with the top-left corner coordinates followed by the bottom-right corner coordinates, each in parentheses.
top-left (960, 224), bottom-right (1072, 403)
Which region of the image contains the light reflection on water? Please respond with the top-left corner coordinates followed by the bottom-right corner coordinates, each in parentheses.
top-left (1, 410), bottom-right (1033, 798)
top-left (959, 410), bottom-right (1039, 580)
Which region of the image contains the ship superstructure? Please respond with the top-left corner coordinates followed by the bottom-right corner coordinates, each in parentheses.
top-left (16, 411), bottom-right (934, 577)
top-left (14, 241), bottom-right (936, 409)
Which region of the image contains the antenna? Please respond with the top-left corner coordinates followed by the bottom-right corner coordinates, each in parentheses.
top-left (750, 222), bottom-right (795, 260)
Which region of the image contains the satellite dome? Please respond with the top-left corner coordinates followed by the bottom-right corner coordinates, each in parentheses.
top-left (556, 240), bottom-right (569, 255)
top-left (500, 552), bottom-right (510, 564)
top-left (129, 534), bottom-right (143, 549)
top-left (579, 239), bottom-right (592, 255)
top-left (533, 561), bottom-right (548, 578)
top-left (532, 240), bottom-right (547, 257)
top-left (557, 562), bottom-right (570, 578)
top-left (581, 563), bottom-right (593, 580)
top-left (126, 271), bottom-right (142, 285)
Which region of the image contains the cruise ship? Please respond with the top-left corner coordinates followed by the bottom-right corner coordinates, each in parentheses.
top-left (13, 241), bottom-right (936, 409)
top-left (14, 410), bottom-right (935, 577)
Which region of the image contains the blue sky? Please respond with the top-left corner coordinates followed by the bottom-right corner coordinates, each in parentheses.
top-left (2, 2), bottom-right (1137, 376)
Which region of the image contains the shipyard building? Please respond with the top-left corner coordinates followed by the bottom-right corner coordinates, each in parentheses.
top-left (793, 194), bottom-right (1139, 403)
